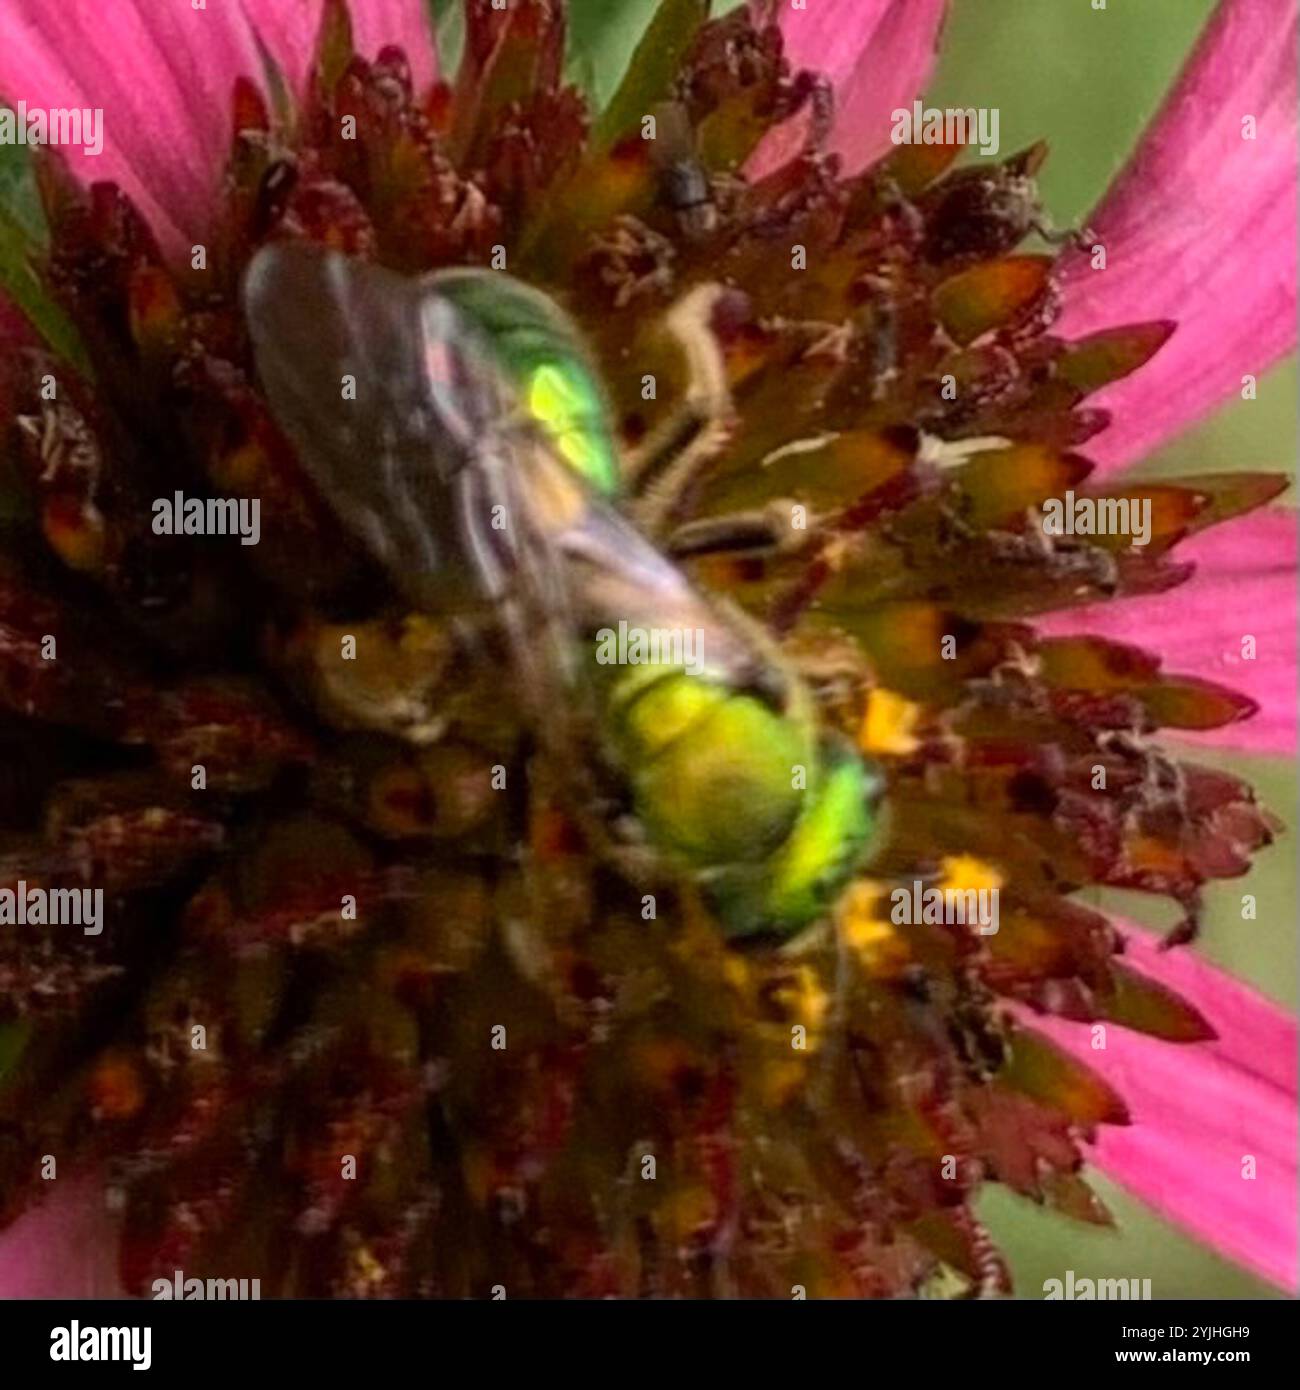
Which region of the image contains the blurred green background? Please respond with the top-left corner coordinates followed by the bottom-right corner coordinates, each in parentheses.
top-left (479, 0), bottom-right (1295, 1299)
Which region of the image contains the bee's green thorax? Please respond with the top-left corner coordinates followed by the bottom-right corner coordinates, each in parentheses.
top-left (426, 269), bottom-right (622, 498)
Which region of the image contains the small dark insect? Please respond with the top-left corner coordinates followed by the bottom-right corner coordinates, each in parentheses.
top-left (650, 101), bottom-right (719, 239)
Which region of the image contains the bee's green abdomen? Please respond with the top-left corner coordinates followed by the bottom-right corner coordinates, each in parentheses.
top-left (427, 269), bottom-right (622, 497)
top-left (608, 668), bottom-right (814, 867)
top-left (606, 668), bottom-right (880, 933)
top-left (754, 741), bottom-right (879, 931)
top-left (704, 739), bottom-right (880, 937)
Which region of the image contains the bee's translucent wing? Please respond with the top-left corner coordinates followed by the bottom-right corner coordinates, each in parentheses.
top-left (244, 245), bottom-right (776, 734)
top-left (244, 242), bottom-right (584, 707)
top-left (459, 425), bottom-right (592, 704)
top-left (557, 497), bottom-right (784, 702)
top-left (243, 242), bottom-right (512, 613)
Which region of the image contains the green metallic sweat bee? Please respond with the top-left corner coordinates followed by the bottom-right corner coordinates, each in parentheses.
top-left (243, 243), bottom-right (882, 937)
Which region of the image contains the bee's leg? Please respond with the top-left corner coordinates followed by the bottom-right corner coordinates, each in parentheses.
top-left (662, 497), bottom-right (819, 561)
top-left (624, 283), bottom-right (736, 535)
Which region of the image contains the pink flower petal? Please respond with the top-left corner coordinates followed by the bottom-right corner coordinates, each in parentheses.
top-left (0, 1175), bottom-right (124, 1298)
top-left (1055, 0), bottom-right (1298, 472)
top-left (1028, 923), bottom-right (1298, 1292)
top-left (748, 0), bottom-right (949, 179)
top-left (1038, 510), bottom-right (1297, 753)
top-left (0, 0), bottom-right (267, 256)
top-left (244, 0), bottom-right (438, 103)
top-left (237, 0), bottom-right (317, 100)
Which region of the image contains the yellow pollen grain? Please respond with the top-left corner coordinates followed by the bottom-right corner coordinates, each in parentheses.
top-left (939, 854), bottom-right (1002, 895)
top-left (44, 502), bottom-right (106, 574)
top-left (859, 688), bottom-right (922, 756)
top-left (773, 964), bottom-right (829, 1034)
top-left (837, 879), bottom-right (910, 977)
top-left (723, 954), bottom-right (752, 995)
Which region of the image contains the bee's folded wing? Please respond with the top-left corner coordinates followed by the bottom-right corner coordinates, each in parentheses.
top-left (243, 242), bottom-right (501, 611)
